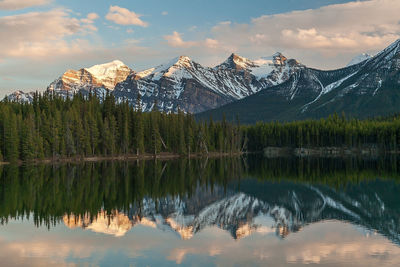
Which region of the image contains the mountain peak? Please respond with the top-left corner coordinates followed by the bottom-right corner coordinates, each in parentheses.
top-left (174, 55), bottom-right (192, 66)
top-left (86, 60), bottom-right (128, 76)
top-left (347, 53), bottom-right (372, 67)
top-left (272, 52), bottom-right (287, 65)
top-left (135, 56), bottom-right (194, 81)
top-left (218, 53), bottom-right (256, 70)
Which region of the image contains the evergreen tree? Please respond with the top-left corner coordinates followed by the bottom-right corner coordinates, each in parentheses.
top-left (21, 115), bottom-right (36, 161)
top-left (134, 112), bottom-right (145, 155)
top-left (4, 111), bottom-right (19, 162)
top-left (150, 112), bottom-right (161, 155)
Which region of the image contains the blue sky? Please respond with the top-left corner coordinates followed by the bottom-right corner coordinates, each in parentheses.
top-left (0, 0), bottom-right (399, 96)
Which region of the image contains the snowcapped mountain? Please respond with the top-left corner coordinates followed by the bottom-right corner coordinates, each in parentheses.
top-left (199, 39), bottom-right (400, 122)
top-left (113, 55), bottom-right (262, 113)
top-left (113, 53), bottom-right (303, 113)
top-left (6, 39), bottom-right (400, 119)
top-left (61, 179), bottom-right (400, 244)
top-left (47, 60), bottom-right (133, 98)
top-left (347, 53), bottom-right (372, 67)
top-left (6, 90), bottom-right (35, 103)
top-left (5, 53), bottom-right (303, 114)
top-left (216, 52), bottom-right (303, 87)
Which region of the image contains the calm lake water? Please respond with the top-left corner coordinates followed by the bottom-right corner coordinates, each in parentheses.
top-left (1, 155), bottom-right (400, 267)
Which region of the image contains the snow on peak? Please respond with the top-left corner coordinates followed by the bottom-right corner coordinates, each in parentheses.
top-left (7, 90), bottom-right (35, 103)
top-left (247, 53), bottom-right (301, 82)
top-left (81, 60), bottom-right (131, 90)
top-left (347, 53), bottom-right (372, 67)
top-left (272, 52), bottom-right (287, 65)
top-left (136, 56), bottom-right (193, 80)
top-left (176, 55), bottom-right (192, 64)
top-left (218, 53), bottom-right (256, 70)
top-left (86, 60), bottom-right (128, 78)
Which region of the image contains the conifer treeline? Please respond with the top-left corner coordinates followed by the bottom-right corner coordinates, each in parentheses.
top-left (0, 93), bottom-right (243, 162)
top-left (246, 113), bottom-right (400, 151)
top-left (2, 93), bottom-right (400, 163)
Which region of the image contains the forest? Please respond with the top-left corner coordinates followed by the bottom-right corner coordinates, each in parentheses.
top-left (0, 92), bottom-right (243, 163)
top-left (245, 113), bottom-right (400, 152)
top-left (1, 92), bottom-right (400, 163)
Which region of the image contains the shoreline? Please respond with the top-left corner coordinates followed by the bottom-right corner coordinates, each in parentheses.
top-left (263, 146), bottom-right (400, 158)
top-left (0, 152), bottom-right (244, 166)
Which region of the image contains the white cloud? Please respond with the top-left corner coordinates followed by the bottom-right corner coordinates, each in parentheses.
top-left (161, 11), bottom-right (168, 16)
top-left (207, 0), bottom-right (400, 68)
top-left (205, 38), bottom-right (219, 49)
top-left (164, 32), bottom-right (221, 50)
top-left (0, 0), bottom-right (51, 10)
top-left (106, 5), bottom-right (148, 27)
top-left (164, 31), bottom-right (196, 48)
top-left (87, 13), bottom-right (99, 21)
top-left (80, 13), bottom-right (99, 31)
top-left (0, 9), bottom-right (101, 61)
top-left (0, 10), bottom-right (85, 59)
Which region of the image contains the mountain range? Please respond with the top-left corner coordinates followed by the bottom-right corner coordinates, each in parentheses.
top-left (198, 40), bottom-right (400, 123)
top-left (6, 39), bottom-right (400, 122)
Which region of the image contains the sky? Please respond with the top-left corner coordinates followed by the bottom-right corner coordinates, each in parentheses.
top-left (1, 0), bottom-right (400, 96)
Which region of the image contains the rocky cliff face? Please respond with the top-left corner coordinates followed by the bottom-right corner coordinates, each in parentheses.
top-left (8, 39), bottom-right (400, 118)
top-left (7, 53), bottom-right (303, 114)
top-left (198, 39), bottom-right (400, 122)
top-left (47, 60), bottom-right (132, 97)
top-left (6, 90), bottom-right (34, 103)
top-left (112, 53), bottom-right (303, 113)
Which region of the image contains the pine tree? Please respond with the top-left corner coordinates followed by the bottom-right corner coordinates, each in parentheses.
top-left (134, 112), bottom-right (145, 155)
top-left (4, 111), bottom-right (19, 162)
top-left (88, 113), bottom-right (99, 155)
top-left (185, 116), bottom-right (194, 156)
top-left (65, 123), bottom-right (75, 157)
top-left (21, 115), bottom-right (36, 161)
top-left (120, 110), bottom-right (130, 154)
top-left (150, 113), bottom-right (161, 155)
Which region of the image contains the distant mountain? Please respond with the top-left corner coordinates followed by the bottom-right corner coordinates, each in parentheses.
top-left (6, 40), bottom-right (400, 119)
top-left (6, 90), bottom-right (35, 103)
top-left (113, 53), bottom-right (302, 113)
top-left (347, 53), bottom-right (372, 67)
top-left (198, 39), bottom-right (400, 123)
top-left (6, 53), bottom-right (303, 113)
top-left (46, 60), bottom-right (133, 98)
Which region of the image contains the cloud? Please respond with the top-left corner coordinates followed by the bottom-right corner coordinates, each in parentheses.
top-left (81, 13), bottom-right (99, 24)
top-left (164, 31), bottom-right (196, 48)
top-left (206, 0), bottom-right (400, 68)
top-left (0, 9), bottom-right (99, 60)
top-left (205, 38), bottom-right (219, 49)
top-left (80, 13), bottom-right (99, 31)
top-left (0, 0), bottom-right (51, 10)
top-left (87, 13), bottom-right (99, 21)
top-left (164, 32), bottom-right (220, 50)
top-left (106, 5), bottom-right (148, 27)
top-left (0, 8), bottom-right (156, 95)
top-left (161, 11), bottom-right (168, 16)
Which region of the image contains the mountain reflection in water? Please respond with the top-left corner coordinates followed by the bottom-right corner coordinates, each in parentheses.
top-left (1, 155), bottom-right (400, 266)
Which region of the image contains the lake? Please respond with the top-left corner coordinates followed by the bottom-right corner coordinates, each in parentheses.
top-left (1, 155), bottom-right (400, 266)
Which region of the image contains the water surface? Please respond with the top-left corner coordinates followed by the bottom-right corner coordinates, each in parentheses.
top-left (1, 156), bottom-right (400, 266)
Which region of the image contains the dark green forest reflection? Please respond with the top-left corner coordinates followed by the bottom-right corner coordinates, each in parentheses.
top-left (1, 155), bottom-right (400, 241)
